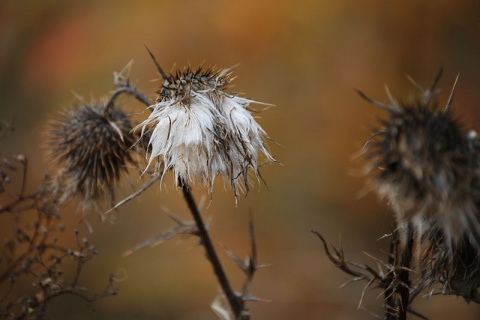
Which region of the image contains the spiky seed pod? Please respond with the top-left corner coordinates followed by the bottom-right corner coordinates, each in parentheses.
top-left (368, 105), bottom-right (476, 242)
top-left (137, 62), bottom-right (274, 197)
top-left (362, 74), bottom-right (480, 250)
top-left (362, 73), bottom-right (480, 302)
top-left (47, 100), bottom-right (136, 210)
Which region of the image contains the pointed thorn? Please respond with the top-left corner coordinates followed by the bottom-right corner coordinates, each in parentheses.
top-left (165, 211), bottom-right (188, 226)
top-left (423, 66), bottom-right (443, 104)
top-left (220, 242), bottom-right (248, 273)
top-left (144, 46), bottom-right (171, 81)
top-left (428, 66), bottom-right (444, 95)
top-left (241, 292), bottom-right (271, 303)
top-left (113, 60), bottom-right (134, 86)
top-left (109, 121), bottom-right (124, 142)
top-left (383, 84), bottom-right (400, 111)
top-left (406, 74), bottom-right (424, 93)
top-left (444, 73), bottom-right (460, 115)
top-left (356, 90), bottom-right (398, 113)
top-left (407, 68), bottom-right (443, 104)
top-left (71, 91), bottom-right (88, 106)
top-left (248, 212), bottom-right (257, 263)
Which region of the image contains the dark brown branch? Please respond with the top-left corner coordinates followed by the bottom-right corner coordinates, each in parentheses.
top-left (311, 230), bottom-right (375, 280)
top-left (105, 86), bottom-right (152, 112)
top-left (397, 225), bottom-right (414, 320)
top-left (180, 182), bottom-right (243, 318)
top-left (384, 229), bottom-right (397, 320)
top-left (104, 60), bottom-right (152, 115)
top-left (312, 228), bottom-right (423, 319)
top-left (384, 225), bottom-right (415, 320)
top-left (0, 191), bottom-right (36, 215)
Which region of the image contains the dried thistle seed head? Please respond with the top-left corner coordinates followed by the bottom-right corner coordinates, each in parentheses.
top-left (370, 105), bottom-right (468, 204)
top-left (47, 99), bottom-right (136, 211)
top-left (136, 61), bottom-right (274, 197)
top-left (362, 75), bottom-right (480, 250)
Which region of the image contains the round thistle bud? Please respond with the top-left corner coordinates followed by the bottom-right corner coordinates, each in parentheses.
top-left (47, 100), bottom-right (136, 210)
top-left (362, 74), bottom-right (480, 251)
top-left (362, 74), bottom-right (480, 301)
top-left (137, 62), bottom-right (274, 197)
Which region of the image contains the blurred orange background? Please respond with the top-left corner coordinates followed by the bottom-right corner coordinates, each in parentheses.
top-left (2, 0), bottom-right (480, 319)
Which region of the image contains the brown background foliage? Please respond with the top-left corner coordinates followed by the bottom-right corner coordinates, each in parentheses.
top-left (2, 1), bottom-right (480, 319)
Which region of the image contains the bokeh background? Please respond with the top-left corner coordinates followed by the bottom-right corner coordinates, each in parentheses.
top-left (2, 0), bottom-right (480, 319)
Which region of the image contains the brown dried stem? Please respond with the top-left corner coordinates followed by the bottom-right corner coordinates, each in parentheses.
top-left (180, 181), bottom-right (244, 319)
top-left (312, 228), bottom-right (422, 320)
top-left (0, 152), bottom-right (117, 318)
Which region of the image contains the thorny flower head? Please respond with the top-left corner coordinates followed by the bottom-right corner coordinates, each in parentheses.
top-left (47, 98), bottom-right (136, 211)
top-left (361, 71), bottom-right (479, 246)
top-left (361, 70), bottom-right (480, 301)
top-left (137, 54), bottom-right (275, 198)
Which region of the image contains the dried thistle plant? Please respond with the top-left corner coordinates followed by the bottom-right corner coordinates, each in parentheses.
top-left (1, 63), bottom-right (149, 319)
top-left (362, 70), bottom-right (480, 303)
top-left (125, 51), bottom-right (274, 319)
top-left (40, 53), bottom-right (274, 319)
top-left (361, 70), bottom-right (480, 253)
top-left (315, 70), bottom-right (480, 319)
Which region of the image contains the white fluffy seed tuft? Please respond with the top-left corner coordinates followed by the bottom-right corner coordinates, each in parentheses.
top-left (136, 65), bottom-right (275, 197)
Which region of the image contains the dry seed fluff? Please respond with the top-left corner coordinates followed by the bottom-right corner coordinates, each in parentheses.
top-left (136, 63), bottom-right (275, 197)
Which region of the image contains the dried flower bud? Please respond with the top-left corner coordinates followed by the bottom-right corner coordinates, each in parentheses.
top-left (361, 72), bottom-right (480, 302)
top-left (362, 73), bottom-right (480, 251)
top-left (137, 62), bottom-right (274, 197)
top-left (46, 99), bottom-right (136, 210)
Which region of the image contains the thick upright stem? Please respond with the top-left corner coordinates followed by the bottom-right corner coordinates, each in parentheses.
top-left (397, 224), bottom-right (414, 320)
top-left (385, 224), bottom-right (414, 320)
top-left (384, 231), bottom-right (397, 319)
top-left (181, 183), bottom-right (243, 318)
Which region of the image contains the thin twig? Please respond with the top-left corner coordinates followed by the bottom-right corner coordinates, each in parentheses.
top-left (123, 216), bottom-right (196, 257)
top-left (18, 155), bottom-right (27, 197)
top-left (104, 60), bottom-right (152, 115)
top-left (105, 174), bottom-right (160, 214)
top-left (106, 86), bottom-right (152, 112)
